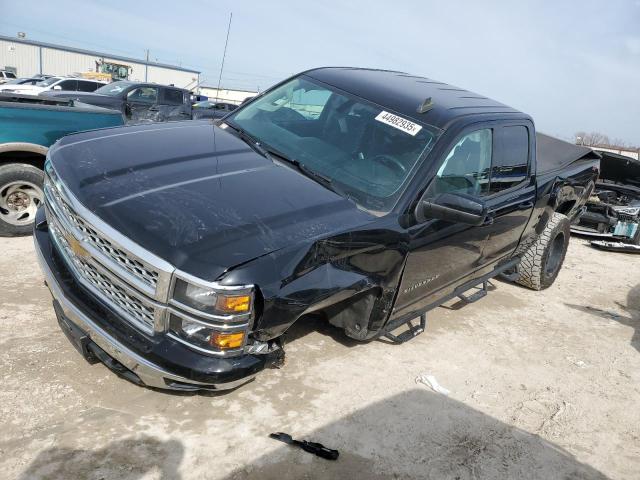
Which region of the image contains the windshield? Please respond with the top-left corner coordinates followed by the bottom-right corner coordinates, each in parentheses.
top-left (226, 76), bottom-right (440, 212)
top-left (95, 81), bottom-right (134, 95)
top-left (193, 101), bottom-right (212, 108)
top-left (36, 77), bottom-right (62, 87)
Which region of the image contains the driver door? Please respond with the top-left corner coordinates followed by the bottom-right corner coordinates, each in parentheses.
top-left (393, 127), bottom-right (495, 317)
top-left (125, 86), bottom-right (159, 123)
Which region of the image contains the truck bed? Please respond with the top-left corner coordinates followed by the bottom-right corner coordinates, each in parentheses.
top-left (536, 133), bottom-right (600, 175)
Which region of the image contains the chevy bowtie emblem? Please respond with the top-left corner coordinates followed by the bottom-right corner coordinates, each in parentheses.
top-left (66, 234), bottom-right (89, 259)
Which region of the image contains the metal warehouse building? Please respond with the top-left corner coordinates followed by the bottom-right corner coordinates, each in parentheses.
top-left (0, 34), bottom-right (200, 89)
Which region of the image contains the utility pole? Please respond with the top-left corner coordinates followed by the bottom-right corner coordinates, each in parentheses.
top-left (144, 49), bottom-right (149, 82)
top-left (216, 12), bottom-right (233, 101)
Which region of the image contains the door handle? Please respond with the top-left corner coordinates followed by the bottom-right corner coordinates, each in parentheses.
top-left (518, 201), bottom-right (534, 209)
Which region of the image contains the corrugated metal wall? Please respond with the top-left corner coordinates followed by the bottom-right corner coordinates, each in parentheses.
top-left (0, 39), bottom-right (40, 77)
top-left (41, 48), bottom-right (97, 76)
top-left (147, 66), bottom-right (196, 89)
top-left (0, 39), bottom-right (198, 88)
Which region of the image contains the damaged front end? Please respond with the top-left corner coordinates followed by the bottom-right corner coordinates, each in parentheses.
top-left (572, 151), bottom-right (640, 245)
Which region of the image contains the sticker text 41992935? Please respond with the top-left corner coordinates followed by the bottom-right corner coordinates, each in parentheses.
top-left (374, 111), bottom-right (423, 136)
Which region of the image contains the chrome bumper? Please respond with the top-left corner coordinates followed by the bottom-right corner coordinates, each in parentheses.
top-left (34, 232), bottom-right (255, 392)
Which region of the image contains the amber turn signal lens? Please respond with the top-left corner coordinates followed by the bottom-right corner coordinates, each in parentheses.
top-left (210, 332), bottom-right (245, 349)
top-left (216, 295), bottom-right (251, 313)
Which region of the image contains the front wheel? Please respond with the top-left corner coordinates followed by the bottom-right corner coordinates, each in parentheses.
top-left (0, 163), bottom-right (45, 236)
top-left (515, 212), bottom-right (571, 290)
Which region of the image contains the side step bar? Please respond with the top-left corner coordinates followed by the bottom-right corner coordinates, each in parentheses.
top-left (378, 257), bottom-right (520, 344)
top-left (378, 313), bottom-right (427, 344)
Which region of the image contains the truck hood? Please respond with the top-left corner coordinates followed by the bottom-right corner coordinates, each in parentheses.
top-left (50, 121), bottom-right (374, 280)
top-left (598, 150), bottom-right (640, 187)
top-left (2, 84), bottom-right (45, 93)
top-left (42, 91), bottom-right (117, 105)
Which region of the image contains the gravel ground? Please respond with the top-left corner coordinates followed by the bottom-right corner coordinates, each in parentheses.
top-left (1, 235), bottom-right (639, 480)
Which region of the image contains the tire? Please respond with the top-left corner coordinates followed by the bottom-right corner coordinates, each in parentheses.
top-left (515, 212), bottom-right (570, 290)
top-left (0, 163), bottom-right (45, 237)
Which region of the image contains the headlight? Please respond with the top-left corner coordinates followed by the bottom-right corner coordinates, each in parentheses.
top-left (172, 278), bottom-right (253, 315)
top-left (169, 314), bottom-right (245, 351)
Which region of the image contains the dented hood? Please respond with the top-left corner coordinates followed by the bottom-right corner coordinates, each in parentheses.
top-left (50, 122), bottom-right (373, 280)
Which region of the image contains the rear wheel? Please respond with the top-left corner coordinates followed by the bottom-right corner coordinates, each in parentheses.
top-left (0, 163), bottom-right (45, 236)
top-left (516, 212), bottom-right (570, 290)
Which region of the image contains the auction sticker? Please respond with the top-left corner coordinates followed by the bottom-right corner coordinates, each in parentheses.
top-left (375, 111), bottom-right (422, 136)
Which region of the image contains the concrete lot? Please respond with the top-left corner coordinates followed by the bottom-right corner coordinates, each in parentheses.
top-left (1, 235), bottom-right (639, 479)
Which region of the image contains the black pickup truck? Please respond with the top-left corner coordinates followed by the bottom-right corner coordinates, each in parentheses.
top-left (34, 68), bottom-right (599, 391)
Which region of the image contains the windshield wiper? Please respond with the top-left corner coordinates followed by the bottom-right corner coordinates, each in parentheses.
top-left (259, 145), bottom-right (342, 194)
top-left (223, 123), bottom-right (272, 160)
top-left (224, 123), bottom-right (350, 200)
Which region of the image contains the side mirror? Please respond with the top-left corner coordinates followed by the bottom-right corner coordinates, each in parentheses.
top-left (52, 85), bottom-right (62, 90)
top-left (416, 192), bottom-right (488, 226)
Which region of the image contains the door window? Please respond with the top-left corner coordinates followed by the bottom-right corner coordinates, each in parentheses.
top-left (425, 129), bottom-right (492, 197)
top-left (56, 80), bottom-right (78, 90)
top-left (162, 88), bottom-right (184, 105)
top-left (127, 87), bottom-right (158, 104)
top-left (78, 80), bottom-right (99, 92)
top-left (490, 126), bottom-right (529, 194)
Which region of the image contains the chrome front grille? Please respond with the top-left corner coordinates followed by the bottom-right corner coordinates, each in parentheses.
top-left (45, 183), bottom-right (159, 293)
top-left (72, 213), bottom-right (159, 288)
top-left (42, 163), bottom-right (252, 356)
top-left (48, 211), bottom-right (157, 333)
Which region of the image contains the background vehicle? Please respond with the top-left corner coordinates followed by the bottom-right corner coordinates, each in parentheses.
top-left (0, 77), bottom-right (46, 88)
top-left (0, 92), bottom-right (123, 235)
top-left (35, 68), bottom-right (599, 391)
top-left (192, 100), bottom-right (237, 119)
top-left (1, 76), bottom-right (106, 95)
top-left (43, 80), bottom-right (192, 123)
top-left (572, 150), bottom-right (640, 245)
top-left (0, 70), bottom-right (17, 84)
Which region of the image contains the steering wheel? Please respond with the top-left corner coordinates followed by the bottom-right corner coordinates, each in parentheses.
top-left (371, 154), bottom-right (406, 175)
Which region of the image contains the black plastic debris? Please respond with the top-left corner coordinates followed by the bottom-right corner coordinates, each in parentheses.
top-left (269, 432), bottom-right (339, 460)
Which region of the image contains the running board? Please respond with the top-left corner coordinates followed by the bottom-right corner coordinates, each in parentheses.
top-left (378, 257), bottom-right (520, 345)
top-left (378, 313), bottom-right (427, 344)
top-left (457, 281), bottom-right (488, 303)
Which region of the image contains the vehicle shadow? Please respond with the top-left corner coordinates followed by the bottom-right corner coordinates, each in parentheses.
top-left (223, 389), bottom-right (608, 480)
top-left (565, 283), bottom-right (640, 353)
top-left (16, 390), bottom-right (609, 480)
top-left (17, 435), bottom-right (184, 480)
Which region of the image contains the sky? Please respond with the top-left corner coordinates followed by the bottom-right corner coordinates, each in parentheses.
top-left (2, 0), bottom-right (640, 145)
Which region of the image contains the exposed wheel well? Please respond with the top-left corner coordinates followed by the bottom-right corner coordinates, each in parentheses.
top-left (555, 200), bottom-right (576, 216)
top-left (0, 150), bottom-right (46, 170)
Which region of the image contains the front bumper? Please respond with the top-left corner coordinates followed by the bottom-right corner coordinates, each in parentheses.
top-left (34, 209), bottom-right (268, 391)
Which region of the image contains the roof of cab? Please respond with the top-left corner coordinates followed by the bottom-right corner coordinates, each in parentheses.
top-left (304, 67), bottom-right (528, 130)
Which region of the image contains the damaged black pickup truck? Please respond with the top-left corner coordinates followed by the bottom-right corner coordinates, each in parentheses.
top-left (34, 68), bottom-right (600, 391)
